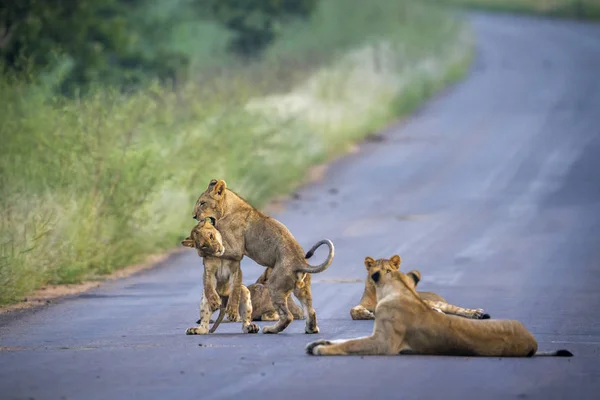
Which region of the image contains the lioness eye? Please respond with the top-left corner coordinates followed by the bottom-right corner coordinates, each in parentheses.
top-left (200, 201), bottom-right (206, 206)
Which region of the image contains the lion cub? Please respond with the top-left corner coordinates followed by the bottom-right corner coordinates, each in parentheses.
top-left (307, 255), bottom-right (572, 358)
top-left (350, 258), bottom-right (489, 320)
top-left (181, 218), bottom-right (259, 335)
top-left (248, 268), bottom-right (306, 321)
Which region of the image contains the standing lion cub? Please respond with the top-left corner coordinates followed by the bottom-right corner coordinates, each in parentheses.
top-left (181, 218), bottom-right (259, 335)
top-left (306, 255), bottom-right (573, 358)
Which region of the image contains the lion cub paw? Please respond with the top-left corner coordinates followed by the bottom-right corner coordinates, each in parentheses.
top-left (350, 306), bottom-right (375, 320)
top-left (262, 325), bottom-right (280, 334)
top-left (186, 326), bottom-right (209, 335)
top-left (305, 340), bottom-right (331, 355)
top-left (243, 323), bottom-right (260, 334)
top-left (472, 309), bottom-right (491, 320)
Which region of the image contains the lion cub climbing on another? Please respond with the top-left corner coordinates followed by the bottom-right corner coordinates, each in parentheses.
top-left (306, 255), bottom-right (573, 357)
top-left (181, 218), bottom-right (259, 335)
top-left (350, 259), bottom-right (489, 320)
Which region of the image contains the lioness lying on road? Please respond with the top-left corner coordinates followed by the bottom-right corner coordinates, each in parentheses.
top-left (350, 257), bottom-right (489, 320)
top-left (306, 255), bottom-right (573, 357)
top-left (193, 179), bottom-right (334, 334)
top-left (181, 218), bottom-right (259, 335)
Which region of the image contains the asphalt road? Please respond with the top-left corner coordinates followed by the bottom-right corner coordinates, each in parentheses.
top-left (2, 12), bottom-right (600, 400)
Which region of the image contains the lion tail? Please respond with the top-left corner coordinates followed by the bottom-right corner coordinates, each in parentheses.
top-left (534, 349), bottom-right (573, 357)
top-left (209, 306), bottom-right (226, 334)
top-left (298, 239), bottom-right (335, 274)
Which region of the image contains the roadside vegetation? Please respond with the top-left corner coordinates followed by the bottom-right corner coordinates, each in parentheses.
top-left (437, 0), bottom-right (600, 20)
top-left (0, 0), bottom-right (473, 304)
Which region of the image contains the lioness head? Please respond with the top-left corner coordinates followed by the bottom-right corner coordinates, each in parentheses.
top-left (182, 217), bottom-right (225, 257)
top-left (193, 179), bottom-right (227, 221)
top-left (364, 255), bottom-right (420, 290)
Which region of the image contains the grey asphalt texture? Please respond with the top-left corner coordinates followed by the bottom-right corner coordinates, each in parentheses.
top-left (2, 12), bottom-right (600, 400)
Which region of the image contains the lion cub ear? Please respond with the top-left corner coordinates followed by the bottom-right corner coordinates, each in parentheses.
top-left (181, 237), bottom-right (195, 248)
top-left (390, 254), bottom-right (402, 269)
top-left (210, 179), bottom-right (227, 197)
top-left (364, 256), bottom-right (376, 270)
top-left (406, 270), bottom-right (421, 287)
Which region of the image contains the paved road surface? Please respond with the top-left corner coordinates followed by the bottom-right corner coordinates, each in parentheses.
top-left (2, 12), bottom-right (600, 400)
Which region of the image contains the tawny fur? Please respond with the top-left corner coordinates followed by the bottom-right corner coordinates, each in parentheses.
top-left (248, 268), bottom-right (306, 321)
top-left (307, 255), bottom-right (572, 358)
top-left (190, 223), bottom-right (304, 329)
top-left (193, 179), bottom-right (334, 334)
top-left (350, 265), bottom-right (489, 320)
top-left (182, 220), bottom-right (258, 335)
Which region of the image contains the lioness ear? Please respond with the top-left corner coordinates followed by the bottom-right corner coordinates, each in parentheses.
top-left (208, 179), bottom-right (218, 187)
top-left (364, 256), bottom-right (376, 270)
top-left (211, 179), bottom-right (227, 197)
top-left (406, 270), bottom-right (421, 287)
top-left (181, 237), bottom-right (194, 248)
top-left (390, 254), bottom-right (402, 269)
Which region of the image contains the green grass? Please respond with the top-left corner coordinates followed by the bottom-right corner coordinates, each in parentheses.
top-left (434, 0), bottom-right (600, 20)
top-left (0, 0), bottom-right (473, 304)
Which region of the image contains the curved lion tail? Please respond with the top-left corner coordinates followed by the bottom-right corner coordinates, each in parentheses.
top-left (535, 349), bottom-right (573, 357)
top-left (209, 306), bottom-right (226, 334)
top-left (298, 239), bottom-right (335, 274)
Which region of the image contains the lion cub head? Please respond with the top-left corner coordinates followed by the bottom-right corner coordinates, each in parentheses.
top-left (364, 255), bottom-right (421, 291)
top-left (182, 217), bottom-right (225, 257)
top-left (193, 179), bottom-right (227, 221)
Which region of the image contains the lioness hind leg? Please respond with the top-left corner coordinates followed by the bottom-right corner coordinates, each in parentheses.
top-left (306, 335), bottom-right (391, 356)
top-left (239, 286), bottom-right (259, 334)
top-left (293, 275), bottom-right (319, 334)
top-left (288, 294), bottom-right (306, 320)
top-left (186, 293), bottom-right (212, 335)
top-left (350, 305), bottom-right (375, 320)
top-left (423, 300), bottom-right (490, 320)
top-left (262, 279), bottom-right (293, 334)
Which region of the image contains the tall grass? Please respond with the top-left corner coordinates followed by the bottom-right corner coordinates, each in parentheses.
top-left (0, 0), bottom-right (473, 304)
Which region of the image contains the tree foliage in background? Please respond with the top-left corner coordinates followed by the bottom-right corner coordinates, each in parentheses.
top-left (193, 0), bottom-right (319, 57)
top-left (0, 0), bottom-right (188, 94)
top-left (0, 0), bottom-right (319, 93)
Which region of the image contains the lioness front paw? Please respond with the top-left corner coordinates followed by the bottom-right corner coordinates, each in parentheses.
top-left (186, 326), bottom-right (209, 335)
top-left (244, 323), bottom-right (260, 334)
top-left (305, 339), bottom-right (331, 355)
top-left (305, 325), bottom-right (320, 334)
top-left (472, 309), bottom-right (491, 320)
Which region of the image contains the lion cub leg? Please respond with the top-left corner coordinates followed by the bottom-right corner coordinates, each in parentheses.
top-left (186, 292), bottom-right (213, 335)
top-left (350, 305), bottom-right (375, 320)
top-left (293, 274), bottom-right (319, 334)
top-left (261, 310), bottom-right (279, 321)
top-left (423, 300), bottom-right (490, 320)
top-left (239, 285), bottom-right (259, 334)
